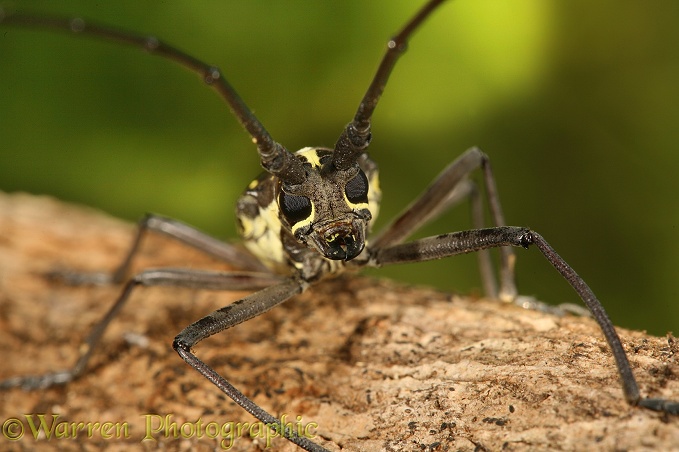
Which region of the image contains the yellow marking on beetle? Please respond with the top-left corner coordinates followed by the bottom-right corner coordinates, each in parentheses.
top-left (367, 171), bottom-right (381, 226)
top-left (343, 193), bottom-right (369, 213)
top-left (242, 198), bottom-right (286, 270)
top-left (342, 171), bottom-right (380, 229)
top-left (295, 147), bottom-right (323, 167)
top-left (290, 201), bottom-right (316, 236)
top-left (285, 147), bottom-right (321, 236)
top-left (248, 179), bottom-right (259, 190)
top-left (238, 213), bottom-right (254, 238)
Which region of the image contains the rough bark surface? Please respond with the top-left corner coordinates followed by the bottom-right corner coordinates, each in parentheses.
top-left (0, 192), bottom-right (677, 451)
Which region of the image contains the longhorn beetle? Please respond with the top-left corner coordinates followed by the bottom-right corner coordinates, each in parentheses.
top-left (1, 1), bottom-right (678, 450)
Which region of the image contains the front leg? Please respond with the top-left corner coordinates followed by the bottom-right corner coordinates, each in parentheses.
top-left (172, 278), bottom-right (331, 452)
top-left (370, 226), bottom-right (679, 415)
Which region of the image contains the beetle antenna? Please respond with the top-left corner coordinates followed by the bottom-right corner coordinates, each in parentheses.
top-left (0, 10), bottom-right (307, 185)
top-left (331, 0), bottom-right (447, 171)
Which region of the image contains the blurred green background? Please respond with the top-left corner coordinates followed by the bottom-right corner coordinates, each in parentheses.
top-left (1, 1), bottom-right (677, 335)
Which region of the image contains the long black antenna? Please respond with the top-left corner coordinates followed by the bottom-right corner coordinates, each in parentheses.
top-left (331, 0), bottom-right (448, 171)
top-left (0, 9), bottom-right (306, 185)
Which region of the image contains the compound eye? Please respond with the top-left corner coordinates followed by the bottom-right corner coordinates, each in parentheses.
top-left (345, 170), bottom-right (369, 204)
top-left (279, 192), bottom-right (312, 225)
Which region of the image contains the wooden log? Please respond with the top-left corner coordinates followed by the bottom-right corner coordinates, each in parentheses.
top-left (0, 192), bottom-right (677, 451)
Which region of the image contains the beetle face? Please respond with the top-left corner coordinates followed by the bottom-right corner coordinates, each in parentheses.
top-left (278, 148), bottom-right (373, 261)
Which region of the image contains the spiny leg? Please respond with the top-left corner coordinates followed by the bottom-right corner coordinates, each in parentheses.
top-left (52, 214), bottom-right (269, 286)
top-left (370, 147), bottom-right (516, 300)
top-left (121, 215), bottom-right (271, 275)
top-left (0, 269), bottom-right (284, 390)
top-left (371, 226), bottom-right (679, 415)
top-left (468, 180), bottom-right (498, 297)
top-left (172, 279), bottom-right (330, 452)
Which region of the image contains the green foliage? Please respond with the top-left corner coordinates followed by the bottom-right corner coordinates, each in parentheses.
top-left (1, 1), bottom-right (678, 334)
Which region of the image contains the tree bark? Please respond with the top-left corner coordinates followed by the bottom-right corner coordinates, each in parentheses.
top-left (0, 192), bottom-right (677, 451)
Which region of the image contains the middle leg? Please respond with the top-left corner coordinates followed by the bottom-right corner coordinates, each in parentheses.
top-left (51, 214), bottom-right (269, 286)
top-left (370, 147), bottom-right (516, 299)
